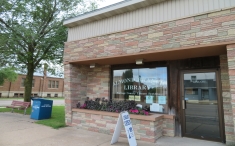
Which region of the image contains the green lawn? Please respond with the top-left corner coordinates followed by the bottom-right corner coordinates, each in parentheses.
top-left (35, 106), bottom-right (66, 129)
top-left (0, 107), bottom-right (32, 114)
top-left (0, 106), bottom-right (66, 129)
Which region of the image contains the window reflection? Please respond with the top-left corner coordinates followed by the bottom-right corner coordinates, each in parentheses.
top-left (184, 72), bottom-right (217, 102)
top-left (112, 67), bottom-right (168, 113)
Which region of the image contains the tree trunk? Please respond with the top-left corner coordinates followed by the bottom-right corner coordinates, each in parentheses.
top-left (24, 63), bottom-right (34, 102)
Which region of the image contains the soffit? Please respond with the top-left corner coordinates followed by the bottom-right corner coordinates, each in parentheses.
top-left (64, 0), bottom-right (167, 28)
top-left (69, 43), bottom-right (228, 66)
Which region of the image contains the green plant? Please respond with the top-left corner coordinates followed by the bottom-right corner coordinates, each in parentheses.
top-left (78, 97), bottom-right (149, 115)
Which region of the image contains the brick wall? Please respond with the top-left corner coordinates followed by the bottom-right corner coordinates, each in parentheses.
top-left (226, 44), bottom-right (235, 145)
top-left (64, 64), bottom-right (110, 124)
top-left (64, 64), bottom-right (88, 124)
top-left (64, 8), bottom-right (235, 63)
top-left (71, 110), bottom-right (175, 143)
top-left (220, 54), bottom-right (235, 145)
top-left (87, 65), bottom-right (110, 98)
top-left (0, 74), bottom-right (64, 98)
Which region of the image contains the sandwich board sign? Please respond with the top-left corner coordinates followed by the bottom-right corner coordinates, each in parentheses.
top-left (111, 111), bottom-right (137, 146)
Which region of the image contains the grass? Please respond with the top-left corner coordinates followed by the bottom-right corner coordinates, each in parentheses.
top-left (35, 106), bottom-right (66, 129)
top-left (0, 106), bottom-right (66, 129)
top-left (0, 107), bottom-right (32, 114)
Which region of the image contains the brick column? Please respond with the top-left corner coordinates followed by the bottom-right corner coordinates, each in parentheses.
top-left (87, 65), bottom-right (110, 99)
top-left (64, 64), bottom-right (88, 125)
top-left (224, 44), bottom-right (235, 145)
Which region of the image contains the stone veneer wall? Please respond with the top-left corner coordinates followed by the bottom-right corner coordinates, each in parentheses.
top-left (220, 54), bottom-right (235, 145)
top-left (71, 110), bottom-right (175, 143)
top-left (64, 65), bottom-right (110, 125)
top-left (64, 64), bottom-right (87, 124)
top-left (64, 8), bottom-right (235, 63)
top-left (226, 44), bottom-right (235, 145)
top-left (87, 65), bottom-right (110, 98)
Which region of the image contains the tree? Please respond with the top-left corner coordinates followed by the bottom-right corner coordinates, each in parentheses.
top-left (0, 68), bottom-right (17, 85)
top-left (0, 0), bottom-right (101, 102)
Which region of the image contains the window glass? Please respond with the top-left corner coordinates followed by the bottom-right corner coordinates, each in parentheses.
top-left (21, 78), bottom-right (34, 87)
top-left (52, 81), bottom-right (55, 88)
top-left (48, 81), bottom-right (51, 88)
top-left (112, 67), bottom-right (168, 113)
top-left (48, 80), bottom-right (59, 88)
top-left (56, 81), bottom-right (59, 88)
top-left (21, 78), bottom-right (25, 87)
top-left (32, 79), bottom-right (35, 87)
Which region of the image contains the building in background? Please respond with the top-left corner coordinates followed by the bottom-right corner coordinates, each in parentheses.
top-left (0, 74), bottom-right (64, 98)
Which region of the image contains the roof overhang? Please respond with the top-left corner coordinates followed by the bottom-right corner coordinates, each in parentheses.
top-left (68, 42), bottom-right (234, 66)
top-left (63, 0), bottom-right (168, 28)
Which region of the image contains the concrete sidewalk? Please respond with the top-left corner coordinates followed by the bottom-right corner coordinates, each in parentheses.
top-left (0, 112), bottom-right (225, 146)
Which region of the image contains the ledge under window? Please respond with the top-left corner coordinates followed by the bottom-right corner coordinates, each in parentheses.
top-left (72, 108), bottom-right (174, 122)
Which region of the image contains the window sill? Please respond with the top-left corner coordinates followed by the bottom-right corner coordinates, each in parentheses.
top-left (72, 108), bottom-right (174, 122)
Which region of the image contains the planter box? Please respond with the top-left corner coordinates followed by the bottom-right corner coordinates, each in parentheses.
top-left (71, 109), bottom-right (175, 143)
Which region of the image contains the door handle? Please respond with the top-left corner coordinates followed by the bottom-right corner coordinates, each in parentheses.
top-left (182, 100), bottom-right (186, 109)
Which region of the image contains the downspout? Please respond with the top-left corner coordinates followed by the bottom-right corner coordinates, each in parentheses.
top-left (62, 79), bottom-right (64, 97)
top-left (39, 78), bottom-right (42, 97)
top-left (41, 78), bottom-right (44, 97)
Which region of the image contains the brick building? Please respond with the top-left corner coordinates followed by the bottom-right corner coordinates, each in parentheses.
top-left (0, 74), bottom-right (64, 98)
top-left (63, 0), bottom-right (235, 145)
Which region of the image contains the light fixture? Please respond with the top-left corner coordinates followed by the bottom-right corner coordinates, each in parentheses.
top-left (136, 59), bottom-right (143, 65)
top-left (90, 63), bottom-right (95, 68)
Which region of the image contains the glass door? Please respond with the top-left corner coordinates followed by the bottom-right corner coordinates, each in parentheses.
top-left (181, 70), bottom-right (224, 142)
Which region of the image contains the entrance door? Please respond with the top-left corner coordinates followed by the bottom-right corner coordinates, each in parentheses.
top-left (181, 70), bottom-right (224, 142)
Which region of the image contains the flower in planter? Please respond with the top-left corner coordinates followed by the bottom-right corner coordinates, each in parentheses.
top-left (129, 109), bottom-right (139, 114)
top-left (80, 103), bottom-right (87, 109)
top-left (80, 97), bottom-right (150, 115)
top-left (76, 102), bottom-right (81, 108)
top-left (143, 110), bottom-right (149, 115)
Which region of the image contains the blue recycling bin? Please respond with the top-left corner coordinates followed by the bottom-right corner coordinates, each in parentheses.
top-left (30, 98), bottom-right (53, 120)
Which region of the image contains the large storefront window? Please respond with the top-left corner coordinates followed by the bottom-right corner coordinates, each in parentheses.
top-left (112, 67), bottom-right (168, 113)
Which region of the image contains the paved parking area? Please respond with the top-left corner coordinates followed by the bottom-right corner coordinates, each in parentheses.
top-left (0, 112), bottom-right (225, 146)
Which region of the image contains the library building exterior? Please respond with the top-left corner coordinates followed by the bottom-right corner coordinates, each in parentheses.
top-left (63, 0), bottom-right (235, 145)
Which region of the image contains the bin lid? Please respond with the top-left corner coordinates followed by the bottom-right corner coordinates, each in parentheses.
top-left (32, 98), bottom-right (53, 101)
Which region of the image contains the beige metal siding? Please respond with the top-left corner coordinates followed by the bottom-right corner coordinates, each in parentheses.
top-left (67, 0), bottom-right (235, 42)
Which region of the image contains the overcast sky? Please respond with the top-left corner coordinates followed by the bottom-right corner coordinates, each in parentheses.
top-left (98, 0), bottom-right (124, 8)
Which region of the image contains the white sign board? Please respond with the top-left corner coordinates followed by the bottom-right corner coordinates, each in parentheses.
top-left (150, 103), bottom-right (159, 112)
top-left (111, 111), bottom-right (137, 146)
top-left (150, 103), bottom-right (163, 112)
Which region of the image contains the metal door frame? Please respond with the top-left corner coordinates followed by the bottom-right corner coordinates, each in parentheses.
top-left (180, 69), bottom-right (225, 143)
